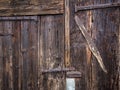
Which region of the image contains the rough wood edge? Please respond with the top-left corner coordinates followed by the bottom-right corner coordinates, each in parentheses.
top-left (65, 0), bottom-right (70, 67)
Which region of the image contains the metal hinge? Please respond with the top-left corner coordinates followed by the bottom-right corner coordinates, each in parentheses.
top-left (41, 67), bottom-right (81, 78)
top-left (0, 16), bottom-right (38, 22)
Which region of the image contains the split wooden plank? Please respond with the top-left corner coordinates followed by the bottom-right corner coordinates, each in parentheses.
top-left (0, 0), bottom-right (64, 16)
top-left (65, 0), bottom-right (70, 67)
top-left (75, 15), bottom-right (107, 73)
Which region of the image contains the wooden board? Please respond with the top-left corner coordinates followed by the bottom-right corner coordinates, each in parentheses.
top-left (0, 0), bottom-right (64, 16)
top-left (39, 15), bottom-right (65, 90)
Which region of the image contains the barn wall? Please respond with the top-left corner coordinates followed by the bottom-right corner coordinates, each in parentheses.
top-left (0, 0), bottom-right (119, 90)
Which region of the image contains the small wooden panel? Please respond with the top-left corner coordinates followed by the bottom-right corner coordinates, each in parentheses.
top-left (0, 0), bottom-right (64, 16)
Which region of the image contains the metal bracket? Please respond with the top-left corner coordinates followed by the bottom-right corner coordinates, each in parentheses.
top-left (41, 67), bottom-right (75, 73)
top-left (0, 33), bottom-right (14, 36)
top-left (75, 2), bottom-right (120, 12)
top-left (0, 16), bottom-right (38, 22)
top-left (41, 67), bottom-right (82, 78)
top-left (67, 71), bottom-right (82, 78)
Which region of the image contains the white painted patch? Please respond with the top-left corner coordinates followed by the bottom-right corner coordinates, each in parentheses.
top-left (66, 78), bottom-right (75, 90)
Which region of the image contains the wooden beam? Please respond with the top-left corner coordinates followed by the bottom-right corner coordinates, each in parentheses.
top-left (0, 0), bottom-right (64, 16)
top-left (75, 2), bottom-right (120, 12)
top-left (65, 0), bottom-right (70, 67)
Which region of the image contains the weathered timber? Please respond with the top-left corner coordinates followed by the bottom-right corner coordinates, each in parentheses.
top-left (65, 0), bottom-right (70, 67)
top-left (40, 15), bottom-right (65, 90)
top-left (75, 15), bottom-right (107, 73)
top-left (0, 0), bottom-right (64, 16)
top-left (2, 17), bottom-right (13, 90)
top-left (75, 2), bottom-right (120, 12)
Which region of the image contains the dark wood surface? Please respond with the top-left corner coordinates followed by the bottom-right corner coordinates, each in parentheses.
top-left (70, 0), bottom-right (119, 90)
top-left (0, 0), bottom-right (119, 90)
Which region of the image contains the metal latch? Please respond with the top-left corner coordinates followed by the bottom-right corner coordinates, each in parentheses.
top-left (41, 67), bottom-right (81, 78)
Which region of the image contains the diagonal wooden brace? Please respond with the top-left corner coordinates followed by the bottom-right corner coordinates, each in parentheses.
top-left (75, 15), bottom-right (107, 73)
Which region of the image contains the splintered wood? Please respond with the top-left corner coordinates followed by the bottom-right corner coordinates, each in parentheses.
top-left (75, 15), bottom-right (107, 73)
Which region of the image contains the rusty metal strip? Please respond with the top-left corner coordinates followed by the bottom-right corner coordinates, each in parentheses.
top-left (67, 71), bottom-right (82, 78)
top-left (41, 67), bottom-right (75, 74)
top-left (0, 16), bottom-right (38, 21)
top-left (75, 2), bottom-right (120, 12)
top-left (75, 15), bottom-right (107, 73)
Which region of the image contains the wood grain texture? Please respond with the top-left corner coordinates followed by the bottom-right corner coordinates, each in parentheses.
top-left (65, 0), bottom-right (70, 67)
top-left (0, 16), bottom-right (39, 90)
top-left (39, 15), bottom-right (65, 90)
top-left (0, 0), bottom-right (64, 16)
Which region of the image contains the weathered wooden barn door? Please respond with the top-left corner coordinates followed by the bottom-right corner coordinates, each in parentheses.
top-left (69, 0), bottom-right (120, 90)
top-left (0, 16), bottom-right (66, 90)
top-left (0, 16), bottom-right (39, 90)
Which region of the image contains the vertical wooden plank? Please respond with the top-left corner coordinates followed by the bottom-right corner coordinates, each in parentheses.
top-left (12, 19), bottom-right (21, 90)
top-left (0, 19), bottom-right (3, 90)
top-left (71, 0), bottom-right (94, 89)
top-left (38, 16), bottom-right (43, 90)
top-left (65, 0), bottom-right (70, 67)
top-left (21, 18), bottom-right (30, 90)
top-left (40, 15), bottom-right (65, 90)
top-left (2, 18), bottom-right (13, 90)
top-left (118, 8), bottom-right (120, 89)
top-left (28, 17), bottom-right (38, 90)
